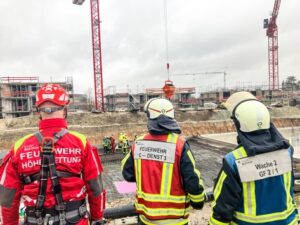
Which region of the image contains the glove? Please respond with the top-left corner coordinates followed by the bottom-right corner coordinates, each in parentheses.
top-left (91, 219), bottom-right (105, 225)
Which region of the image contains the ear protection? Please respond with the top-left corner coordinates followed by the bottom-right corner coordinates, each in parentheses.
top-left (231, 99), bottom-right (258, 131)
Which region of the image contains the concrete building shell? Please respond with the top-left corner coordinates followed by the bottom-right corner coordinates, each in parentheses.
top-left (0, 77), bottom-right (73, 118)
top-left (105, 87), bottom-right (197, 112)
top-left (199, 88), bottom-right (300, 107)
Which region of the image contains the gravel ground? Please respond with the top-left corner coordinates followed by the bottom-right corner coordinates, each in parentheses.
top-left (101, 138), bottom-right (226, 224)
top-left (101, 140), bottom-right (225, 202)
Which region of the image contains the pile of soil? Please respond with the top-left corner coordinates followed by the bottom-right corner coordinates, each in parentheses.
top-left (1, 107), bottom-right (300, 150)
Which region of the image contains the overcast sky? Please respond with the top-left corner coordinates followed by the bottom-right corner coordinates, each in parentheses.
top-left (0, 0), bottom-right (299, 95)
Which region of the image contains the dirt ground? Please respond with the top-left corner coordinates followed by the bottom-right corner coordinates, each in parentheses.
top-left (1, 107), bottom-right (300, 224)
top-left (1, 107), bottom-right (300, 150)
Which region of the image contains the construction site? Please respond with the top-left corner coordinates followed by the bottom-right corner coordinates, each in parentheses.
top-left (0, 0), bottom-right (300, 224)
top-left (1, 108), bottom-right (300, 224)
top-left (2, 76), bottom-right (300, 118)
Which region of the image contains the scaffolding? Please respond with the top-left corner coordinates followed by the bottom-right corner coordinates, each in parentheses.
top-left (0, 76), bottom-right (73, 118)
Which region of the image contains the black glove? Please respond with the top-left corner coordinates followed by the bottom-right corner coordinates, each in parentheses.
top-left (91, 219), bottom-right (105, 225)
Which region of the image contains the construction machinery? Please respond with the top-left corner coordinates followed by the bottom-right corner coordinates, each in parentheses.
top-left (264, 0), bottom-right (281, 91)
top-left (73, 0), bottom-right (105, 112)
top-left (171, 71), bottom-right (227, 90)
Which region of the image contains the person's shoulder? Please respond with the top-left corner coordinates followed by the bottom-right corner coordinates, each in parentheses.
top-left (224, 146), bottom-right (245, 170)
top-left (177, 134), bottom-right (187, 142)
top-left (13, 133), bottom-right (36, 154)
top-left (68, 130), bottom-right (87, 138)
top-left (224, 151), bottom-right (235, 161)
top-left (67, 130), bottom-right (88, 147)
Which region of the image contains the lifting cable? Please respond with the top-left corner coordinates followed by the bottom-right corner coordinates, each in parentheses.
top-left (163, 0), bottom-right (170, 80)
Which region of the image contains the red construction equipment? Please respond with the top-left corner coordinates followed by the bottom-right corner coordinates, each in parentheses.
top-left (264, 0), bottom-right (281, 91)
top-left (73, 0), bottom-right (105, 112)
top-left (162, 79), bottom-right (176, 99)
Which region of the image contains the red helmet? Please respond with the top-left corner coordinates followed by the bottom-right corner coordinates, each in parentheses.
top-left (35, 84), bottom-right (70, 107)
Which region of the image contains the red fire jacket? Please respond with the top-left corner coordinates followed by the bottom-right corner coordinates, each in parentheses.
top-left (0, 118), bottom-right (105, 225)
top-left (122, 133), bottom-right (205, 224)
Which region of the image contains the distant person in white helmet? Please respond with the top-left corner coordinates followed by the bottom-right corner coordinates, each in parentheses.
top-left (209, 91), bottom-right (298, 225)
top-left (122, 98), bottom-right (206, 225)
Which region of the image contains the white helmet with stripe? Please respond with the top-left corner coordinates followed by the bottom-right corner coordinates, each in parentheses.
top-left (144, 98), bottom-right (174, 119)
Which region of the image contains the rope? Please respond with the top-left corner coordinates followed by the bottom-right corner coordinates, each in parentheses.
top-left (163, 0), bottom-right (170, 79)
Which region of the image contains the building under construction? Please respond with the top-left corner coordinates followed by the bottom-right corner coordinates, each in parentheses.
top-left (0, 77), bottom-right (73, 118)
top-left (200, 87), bottom-right (300, 107)
top-left (2, 76), bottom-right (300, 118)
top-left (105, 87), bottom-right (197, 112)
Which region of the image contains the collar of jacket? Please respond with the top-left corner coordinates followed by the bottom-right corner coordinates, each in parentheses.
top-left (237, 122), bottom-right (290, 156)
top-left (147, 115), bottom-right (181, 135)
top-left (39, 118), bottom-right (68, 131)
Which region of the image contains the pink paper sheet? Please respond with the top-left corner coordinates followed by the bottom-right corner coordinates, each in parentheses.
top-left (114, 181), bottom-right (136, 194)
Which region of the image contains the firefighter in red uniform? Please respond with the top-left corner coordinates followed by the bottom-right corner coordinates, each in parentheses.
top-left (109, 135), bottom-right (115, 153)
top-left (121, 98), bottom-right (205, 225)
top-left (0, 84), bottom-right (106, 225)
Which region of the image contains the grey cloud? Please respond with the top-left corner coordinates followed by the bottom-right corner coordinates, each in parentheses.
top-left (0, 0), bottom-right (299, 94)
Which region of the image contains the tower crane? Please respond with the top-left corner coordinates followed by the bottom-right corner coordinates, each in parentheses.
top-left (171, 71), bottom-right (227, 90)
top-left (72, 0), bottom-right (104, 112)
top-left (264, 0), bottom-right (281, 91)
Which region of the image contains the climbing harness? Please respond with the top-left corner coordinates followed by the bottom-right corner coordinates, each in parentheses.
top-left (24, 129), bottom-right (87, 225)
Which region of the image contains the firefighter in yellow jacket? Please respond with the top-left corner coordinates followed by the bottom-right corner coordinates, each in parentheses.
top-left (122, 98), bottom-right (205, 225)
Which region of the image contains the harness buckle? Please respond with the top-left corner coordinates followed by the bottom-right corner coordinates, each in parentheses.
top-left (59, 211), bottom-right (67, 225)
top-left (55, 203), bottom-right (66, 211)
top-left (79, 204), bottom-right (88, 217)
top-left (43, 214), bottom-right (51, 225)
top-left (48, 218), bottom-right (54, 225)
top-left (36, 216), bottom-right (43, 225)
top-left (41, 137), bottom-right (55, 153)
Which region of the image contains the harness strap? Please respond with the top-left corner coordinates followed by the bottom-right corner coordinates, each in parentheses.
top-left (34, 129), bottom-right (69, 225)
top-left (26, 201), bottom-right (87, 225)
top-left (22, 171), bottom-right (80, 185)
top-left (34, 129), bottom-right (69, 145)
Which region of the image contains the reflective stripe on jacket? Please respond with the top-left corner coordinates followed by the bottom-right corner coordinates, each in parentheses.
top-left (122, 133), bottom-right (205, 224)
top-left (135, 133), bottom-right (189, 222)
top-left (210, 146), bottom-right (299, 225)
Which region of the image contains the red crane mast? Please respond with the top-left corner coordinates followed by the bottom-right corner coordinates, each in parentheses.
top-left (264, 0), bottom-right (281, 91)
top-left (73, 0), bottom-right (105, 111)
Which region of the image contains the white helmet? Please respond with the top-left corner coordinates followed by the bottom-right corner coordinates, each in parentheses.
top-left (225, 91), bottom-right (270, 132)
top-left (144, 98), bottom-right (174, 119)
